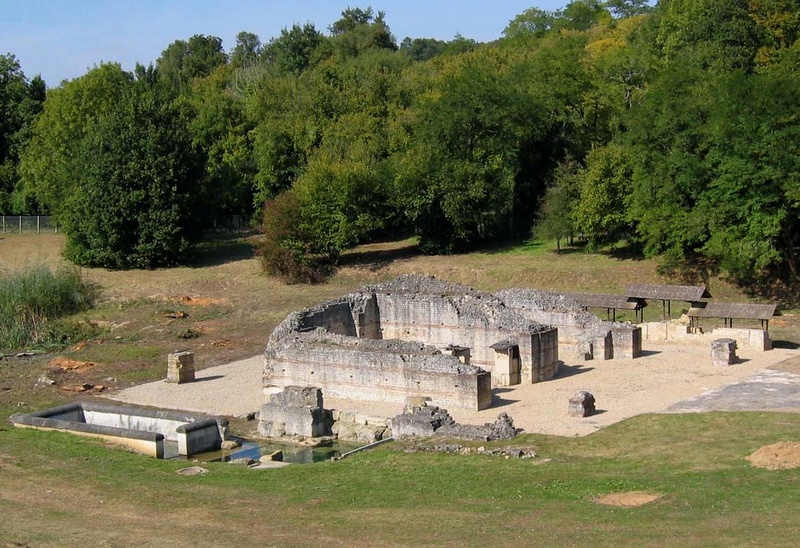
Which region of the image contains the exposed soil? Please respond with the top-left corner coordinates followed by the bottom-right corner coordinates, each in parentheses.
top-left (746, 442), bottom-right (800, 470)
top-left (595, 492), bottom-right (661, 507)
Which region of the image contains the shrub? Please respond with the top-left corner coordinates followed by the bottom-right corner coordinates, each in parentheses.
top-left (0, 264), bottom-right (94, 349)
top-left (258, 190), bottom-right (334, 284)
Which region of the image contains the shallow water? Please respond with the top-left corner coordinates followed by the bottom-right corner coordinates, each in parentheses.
top-left (166, 438), bottom-right (361, 463)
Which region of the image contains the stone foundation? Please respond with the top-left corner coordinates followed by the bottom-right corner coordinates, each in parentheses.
top-left (264, 276), bottom-right (562, 411)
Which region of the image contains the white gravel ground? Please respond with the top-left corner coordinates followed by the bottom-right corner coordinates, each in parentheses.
top-left (109, 342), bottom-right (799, 437)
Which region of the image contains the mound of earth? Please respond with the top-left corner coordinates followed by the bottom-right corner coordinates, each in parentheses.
top-left (746, 442), bottom-right (800, 470)
top-left (595, 492), bottom-right (660, 507)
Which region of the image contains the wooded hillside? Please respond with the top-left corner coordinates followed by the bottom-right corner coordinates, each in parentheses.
top-left (1, 1), bottom-right (798, 287)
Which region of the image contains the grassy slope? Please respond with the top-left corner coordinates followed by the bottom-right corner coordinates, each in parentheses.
top-left (2, 412), bottom-right (800, 546)
top-left (1, 233), bottom-right (799, 546)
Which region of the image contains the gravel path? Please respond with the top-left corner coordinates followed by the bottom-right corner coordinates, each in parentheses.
top-left (108, 343), bottom-right (800, 437)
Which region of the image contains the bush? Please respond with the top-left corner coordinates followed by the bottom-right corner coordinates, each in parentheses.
top-left (258, 190), bottom-right (334, 284)
top-left (0, 265), bottom-right (94, 349)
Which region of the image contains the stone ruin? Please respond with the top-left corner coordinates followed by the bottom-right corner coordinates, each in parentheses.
top-left (568, 391), bottom-right (596, 417)
top-left (711, 338), bottom-right (738, 366)
top-left (262, 275), bottom-right (644, 421)
top-left (391, 404), bottom-right (519, 442)
top-left (495, 288), bottom-right (642, 360)
top-left (263, 275), bottom-right (561, 411)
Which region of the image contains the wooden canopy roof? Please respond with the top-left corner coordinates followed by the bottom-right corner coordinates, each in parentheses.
top-left (563, 292), bottom-right (642, 311)
top-left (687, 302), bottom-right (779, 321)
top-left (626, 284), bottom-right (711, 302)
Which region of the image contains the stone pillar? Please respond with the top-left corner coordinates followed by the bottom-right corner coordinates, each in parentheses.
top-left (441, 345), bottom-right (471, 365)
top-left (166, 351), bottom-right (195, 384)
top-left (711, 338), bottom-right (737, 366)
top-left (569, 391), bottom-right (596, 417)
top-left (491, 342), bottom-right (521, 386)
top-left (611, 326), bottom-right (642, 359)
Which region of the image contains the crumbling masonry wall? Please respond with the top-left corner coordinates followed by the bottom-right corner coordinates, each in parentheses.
top-left (368, 277), bottom-right (559, 384)
top-left (496, 289), bottom-right (642, 360)
top-left (263, 276), bottom-right (560, 411)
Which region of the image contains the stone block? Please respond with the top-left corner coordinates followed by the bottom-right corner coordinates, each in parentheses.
top-left (569, 391), bottom-right (596, 417)
top-left (166, 351), bottom-right (195, 384)
top-left (611, 327), bottom-right (642, 359)
top-left (270, 386), bottom-right (323, 408)
top-left (711, 338), bottom-right (737, 366)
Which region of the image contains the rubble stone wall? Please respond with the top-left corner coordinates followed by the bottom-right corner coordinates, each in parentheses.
top-left (264, 276), bottom-right (569, 412)
top-left (265, 334), bottom-right (492, 410)
top-left (497, 289), bottom-right (641, 360)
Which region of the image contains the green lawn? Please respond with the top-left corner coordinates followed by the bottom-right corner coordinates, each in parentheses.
top-left (2, 412), bottom-right (799, 546)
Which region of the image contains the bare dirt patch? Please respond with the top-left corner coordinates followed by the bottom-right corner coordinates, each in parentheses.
top-left (746, 441), bottom-right (800, 470)
top-left (595, 491), bottom-right (661, 507)
top-left (49, 357), bottom-right (96, 371)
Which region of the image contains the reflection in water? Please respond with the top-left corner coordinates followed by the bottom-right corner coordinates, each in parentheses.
top-left (167, 438), bottom-right (361, 464)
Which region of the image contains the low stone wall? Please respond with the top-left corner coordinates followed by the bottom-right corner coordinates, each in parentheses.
top-left (498, 289), bottom-right (641, 361)
top-left (640, 322), bottom-right (772, 351)
top-left (265, 334), bottom-right (493, 410)
top-left (10, 402), bottom-right (227, 458)
top-left (331, 410), bottom-right (392, 443)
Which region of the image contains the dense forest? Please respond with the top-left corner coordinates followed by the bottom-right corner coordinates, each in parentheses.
top-left (1, 0), bottom-right (799, 288)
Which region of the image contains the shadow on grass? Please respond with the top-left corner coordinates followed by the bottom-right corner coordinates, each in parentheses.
top-left (338, 241), bottom-right (421, 272)
top-left (189, 231), bottom-right (258, 268)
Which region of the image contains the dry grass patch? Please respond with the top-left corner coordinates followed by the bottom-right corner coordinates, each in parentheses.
top-left (595, 491), bottom-right (661, 507)
top-left (746, 441), bottom-right (800, 470)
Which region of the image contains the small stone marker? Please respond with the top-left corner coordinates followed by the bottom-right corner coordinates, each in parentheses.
top-left (711, 338), bottom-right (737, 366)
top-left (569, 391), bottom-right (596, 417)
top-left (166, 351), bottom-right (195, 384)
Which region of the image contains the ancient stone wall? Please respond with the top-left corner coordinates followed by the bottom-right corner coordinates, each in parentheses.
top-left (496, 289), bottom-right (641, 360)
top-left (263, 276), bottom-right (564, 411)
top-left (265, 331), bottom-right (492, 410)
top-left (640, 322), bottom-right (772, 351)
top-left (368, 277), bottom-right (559, 384)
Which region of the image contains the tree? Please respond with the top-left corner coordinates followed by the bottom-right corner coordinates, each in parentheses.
top-left (61, 82), bottom-right (204, 268)
top-left (536, 159), bottom-right (581, 253)
top-left (156, 34), bottom-right (227, 94)
top-left (605, 0), bottom-right (653, 18)
top-left (262, 23), bottom-right (324, 75)
top-left (0, 54), bottom-right (45, 213)
top-left (573, 143), bottom-right (633, 246)
top-left (18, 63), bottom-right (133, 215)
top-left (230, 31), bottom-right (262, 68)
top-left (396, 49), bottom-right (541, 253)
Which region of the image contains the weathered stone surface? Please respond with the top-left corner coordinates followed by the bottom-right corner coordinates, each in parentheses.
top-left (260, 450), bottom-right (283, 462)
top-left (229, 458), bottom-right (256, 466)
top-left (166, 351), bottom-right (195, 384)
top-left (436, 412), bottom-right (518, 441)
top-left (257, 386), bottom-right (327, 439)
top-left (392, 406), bottom-right (455, 438)
top-left (711, 338), bottom-right (737, 366)
top-left (220, 439), bottom-right (241, 450)
top-left (264, 275), bottom-right (563, 412)
top-left (569, 391), bottom-right (596, 417)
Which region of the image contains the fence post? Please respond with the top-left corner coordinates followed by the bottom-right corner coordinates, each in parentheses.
top-left (19, 216), bottom-right (22, 234)
top-left (2, 215), bottom-right (4, 233)
top-left (37, 216), bottom-right (40, 234)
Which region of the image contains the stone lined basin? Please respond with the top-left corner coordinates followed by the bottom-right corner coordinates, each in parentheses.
top-left (10, 402), bottom-right (228, 458)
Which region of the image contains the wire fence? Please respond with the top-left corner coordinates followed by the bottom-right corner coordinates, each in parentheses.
top-left (0, 216), bottom-right (58, 234)
top-left (0, 215), bottom-right (253, 235)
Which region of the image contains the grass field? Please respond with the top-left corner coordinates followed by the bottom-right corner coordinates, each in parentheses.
top-left (1, 232), bottom-right (799, 546)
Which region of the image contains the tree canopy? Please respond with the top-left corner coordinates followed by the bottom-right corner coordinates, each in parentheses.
top-left (6, 2), bottom-right (800, 288)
